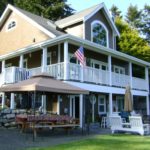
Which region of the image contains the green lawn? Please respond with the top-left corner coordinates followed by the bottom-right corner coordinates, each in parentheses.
top-left (27, 134), bottom-right (150, 150)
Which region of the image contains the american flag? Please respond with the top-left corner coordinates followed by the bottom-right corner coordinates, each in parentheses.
top-left (74, 46), bottom-right (85, 66)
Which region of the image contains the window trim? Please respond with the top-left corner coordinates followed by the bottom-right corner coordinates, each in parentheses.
top-left (6, 19), bottom-right (17, 31)
top-left (91, 20), bottom-right (109, 48)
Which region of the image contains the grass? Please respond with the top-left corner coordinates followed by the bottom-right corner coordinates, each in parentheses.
top-left (27, 134), bottom-right (150, 150)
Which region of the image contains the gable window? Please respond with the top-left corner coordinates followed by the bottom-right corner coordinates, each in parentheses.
top-left (7, 20), bottom-right (16, 31)
top-left (91, 20), bottom-right (108, 47)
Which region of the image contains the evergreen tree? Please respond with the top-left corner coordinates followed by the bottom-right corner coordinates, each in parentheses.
top-left (14, 0), bottom-right (74, 21)
top-left (138, 5), bottom-right (150, 44)
top-left (110, 4), bottom-right (122, 19)
top-left (0, 0), bottom-right (75, 21)
top-left (0, 0), bottom-right (14, 15)
top-left (126, 4), bottom-right (141, 28)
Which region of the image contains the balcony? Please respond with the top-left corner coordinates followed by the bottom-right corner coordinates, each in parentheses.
top-left (0, 63), bottom-right (148, 91)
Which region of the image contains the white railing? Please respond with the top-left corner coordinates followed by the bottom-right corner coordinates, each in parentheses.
top-left (5, 67), bottom-right (15, 84)
top-left (2, 63), bottom-right (148, 91)
top-left (15, 67), bottom-right (30, 82)
top-left (132, 77), bottom-right (147, 90)
top-left (68, 63), bottom-right (81, 81)
top-left (46, 63), bottom-right (64, 79)
top-left (83, 66), bottom-right (109, 85)
top-left (112, 72), bottom-right (130, 88)
top-left (29, 67), bottom-right (42, 76)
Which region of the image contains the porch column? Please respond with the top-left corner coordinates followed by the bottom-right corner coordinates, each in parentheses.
top-left (10, 93), bottom-right (15, 109)
top-left (42, 47), bottom-right (47, 73)
top-left (145, 67), bottom-right (149, 92)
top-left (41, 95), bottom-right (46, 114)
top-left (58, 44), bottom-right (61, 63)
top-left (2, 60), bottom-right (5, 72)
top-left (64, 42), bottom-right (69, 80)
top-left (69, 96), bottom-right (72, 117)
top-left (129, 62), bottom-right (132, 88)
top-left (79, 94), bottom-right (83, 128)
top-left (57, 95), bottom-right (61, 115)
top-left (108, 55), bottom-right (112, 86)
top-left (109, 93), bottom-right (113, 115)
top-left (1, 93), bottom-right (5, 108)
top-left (19, 55), bottom-right (24, 68)
top-left (2, 60), bottom-right (5, 84)
top-left (146, 95), bottom-right (150, 115)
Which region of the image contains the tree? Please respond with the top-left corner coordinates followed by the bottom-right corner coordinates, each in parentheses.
top-left (126, 4), bottom-right (141, 28)
top-left (0, 0), bottom-right (14, 16)
top-left (138, 5), bottom-right (150, 44)
top-left (115, 17), bottom-right (150, 62)
top-left (0, 0), bottom-right (75, 21)
top-left (14, 0), bottom-right (74, 21)
top-left (110, 5), bottom-right (122, 19)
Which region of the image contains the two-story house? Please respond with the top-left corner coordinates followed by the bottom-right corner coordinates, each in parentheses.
top-left (0, 3), bottom-right (149, 127)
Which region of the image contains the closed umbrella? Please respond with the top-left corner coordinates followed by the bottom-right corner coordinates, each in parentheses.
top-left (124, 85), bottom-right (132, 112)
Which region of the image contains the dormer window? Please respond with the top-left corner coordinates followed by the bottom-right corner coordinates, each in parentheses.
top-left (91, 20), bottom-right (108, 47)
top-left (7, 20), bottom-right (16, 31)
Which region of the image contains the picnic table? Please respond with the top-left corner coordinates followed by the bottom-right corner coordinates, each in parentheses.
top-left (16, 114), bottom-right (80, 138)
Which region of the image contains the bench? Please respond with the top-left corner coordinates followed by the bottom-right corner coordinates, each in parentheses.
top-left (109, 116), bottom-right (149, 136)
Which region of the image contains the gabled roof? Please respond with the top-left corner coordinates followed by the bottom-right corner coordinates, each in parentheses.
top-left (0, 4), bottom-right (64, 38)
top-left (55, 3), bottom-right (120, 36)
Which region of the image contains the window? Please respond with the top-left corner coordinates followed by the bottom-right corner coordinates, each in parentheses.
top-left (98, 95), bottom-right (106, 114)
top-left (7, 20), bottom-right (16, 31)
top-left (91, 20), bottom-right (108, 47)
top-left (113, 65), bottom-right (125, 74)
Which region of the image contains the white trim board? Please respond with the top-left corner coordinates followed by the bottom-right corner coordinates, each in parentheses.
top-left (65, 81), bottom-right (149, 96)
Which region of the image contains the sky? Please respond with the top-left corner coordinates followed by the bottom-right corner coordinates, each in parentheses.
top-left (67, 0), bottom-right (149, 17)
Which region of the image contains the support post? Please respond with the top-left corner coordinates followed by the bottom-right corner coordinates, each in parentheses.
top-left (69, 96), bottom-right (72, 117)
top-left (64, 42), bottom-right (69, 80)
top-left (58, 44), bottom-right (61, 63)
top-left (19, 55), bottom-right (24, 68)
top-left (57, 95), bottom-right (61, 115)
top-left (10, 93), bottom-right (15, 109)
top-left (41, 95), bottom-right (46, 114)
top-left (108, 55), bottom-right (112, 86)
top-left (42, 47), bottom-right (47, 73)
top-left (146, 95), bottom-right (150, 115)
top-left (1, 93), bottom-right (5, 108)
top-left (79, 94), bottom-right (83, 128)
top-left (129, 62), bottom-right (132, 88)
top-left (2, 60), bottom-right (5, 84)
top-left (145, 67), bottom-right (149, 92)
top-left (109, 93), bottom-right (113, 115)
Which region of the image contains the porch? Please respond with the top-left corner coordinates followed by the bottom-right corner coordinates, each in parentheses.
top-left (0, 62), bottom-right (148, 91)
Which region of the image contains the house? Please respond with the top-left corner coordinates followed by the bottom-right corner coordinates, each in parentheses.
top-left (0, 3), bottom-right (150, 127)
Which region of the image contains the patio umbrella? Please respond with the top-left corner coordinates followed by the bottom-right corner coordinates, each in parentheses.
top-left (124, 85), bottom-right (133, 112)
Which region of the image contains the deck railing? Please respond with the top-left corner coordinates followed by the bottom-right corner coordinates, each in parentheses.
top-left (1, 63), bottom-right (148, 91)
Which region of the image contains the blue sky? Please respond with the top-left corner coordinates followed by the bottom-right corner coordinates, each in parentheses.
top-left (67, 0), bottom-right (149, 16)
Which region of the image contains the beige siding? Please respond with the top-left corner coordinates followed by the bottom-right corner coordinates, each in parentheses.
top-left (65, 22), bottom-right (83, 38)
top-left (0, 11), bottom-right (50, 56)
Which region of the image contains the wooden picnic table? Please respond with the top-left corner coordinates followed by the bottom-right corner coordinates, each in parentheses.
top-left (15, 114), bottom-right (80, 138)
